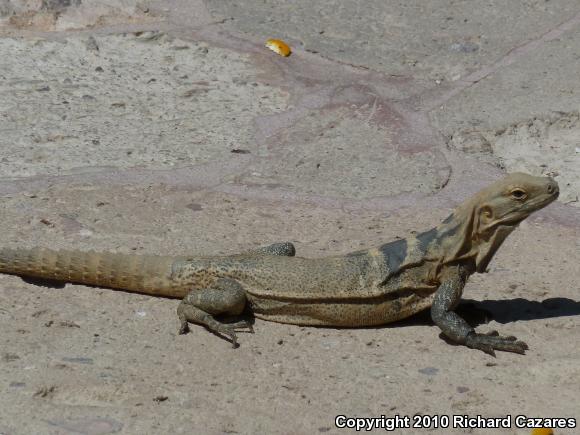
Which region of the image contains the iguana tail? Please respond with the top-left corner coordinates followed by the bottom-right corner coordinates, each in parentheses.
top-left (0, 248), bottom-right (185, 297)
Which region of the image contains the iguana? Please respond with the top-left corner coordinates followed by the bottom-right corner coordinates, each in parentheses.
top-left (0, 173), bottom-right (559, 355)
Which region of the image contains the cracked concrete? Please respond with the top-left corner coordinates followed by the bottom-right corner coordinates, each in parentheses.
top-left (0, 0), bottom-right (579, 434)
top-left (0, 33), bottom-right (288, 176)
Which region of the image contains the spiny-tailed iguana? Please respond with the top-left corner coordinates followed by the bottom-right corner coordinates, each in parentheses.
top-left (0, 173), bottom-right (559, 355)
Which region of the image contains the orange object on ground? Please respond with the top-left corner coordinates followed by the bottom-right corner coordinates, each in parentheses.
top-left (265, 39), bottom-right (291, 57)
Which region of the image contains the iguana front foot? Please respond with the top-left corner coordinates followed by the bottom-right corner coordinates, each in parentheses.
top-left (465, 330), bottom-right (528, 356)
top-left (431, 266), bottom-right (530, 356)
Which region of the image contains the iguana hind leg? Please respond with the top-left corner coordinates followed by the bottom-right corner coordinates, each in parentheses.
top-left (177, 278), bottom-right (251, 347)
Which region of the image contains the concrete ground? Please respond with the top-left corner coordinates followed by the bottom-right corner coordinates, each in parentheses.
top-left (0, 1), bottom-right (578, 434)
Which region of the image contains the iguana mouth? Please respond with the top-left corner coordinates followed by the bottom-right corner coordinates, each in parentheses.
top-left (500, 188), bottom-right (559, 226)
top-left (527, 190), bottom-right (559, 210)
top-left (522, 190), bottom-right (560, 216)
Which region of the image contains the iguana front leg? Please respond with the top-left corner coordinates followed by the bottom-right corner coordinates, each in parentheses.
top-left (177, 278), bottom-right (251, 347)
top-left (431, 265), bottom-right (529, 356)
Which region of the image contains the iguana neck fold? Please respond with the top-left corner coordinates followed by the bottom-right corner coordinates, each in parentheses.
top-left (432, 205), bottom-right (517, 273)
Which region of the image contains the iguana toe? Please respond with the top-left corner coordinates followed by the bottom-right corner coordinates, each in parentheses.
top-left (214, 324), bottom-right (239, 348)
top-left (223, 319), bottom-right (254, 333)
top-left (178, 321), bottom-right (190, 335)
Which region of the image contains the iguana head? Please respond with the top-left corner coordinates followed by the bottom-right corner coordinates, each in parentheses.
top-left (471, 172), bottom-right (559, 231)
top-left (441, 173), bottom-right (559, 272)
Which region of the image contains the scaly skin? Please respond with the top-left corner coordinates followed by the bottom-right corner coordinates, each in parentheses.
top-left (0, 173), bottom-right (559, 354)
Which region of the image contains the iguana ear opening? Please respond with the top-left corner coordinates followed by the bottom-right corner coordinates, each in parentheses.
top-left (477, 205), bottom-right (493, 234)
top-left (445, 203), bottom-right (497, 269)
top-left (469, 204), bottom-right (496, 242)
top-left (472, 204), bottom-right (517, 272)
top-left (441, 201), bottom-right (508, 269)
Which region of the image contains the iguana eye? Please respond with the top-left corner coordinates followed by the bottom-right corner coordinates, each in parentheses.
top-left (510, 188), bottom-right (527, 200)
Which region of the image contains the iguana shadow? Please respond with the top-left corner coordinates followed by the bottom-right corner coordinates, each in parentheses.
top-left (21, 276), bottom-right (66, 289)
top-left (385, 297), bottom-right (580, 328)
top-left (460, 297), bottom-right (580, 326)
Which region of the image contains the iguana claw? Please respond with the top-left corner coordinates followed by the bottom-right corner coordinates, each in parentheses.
top-left (215, 325), bottom-right (239, 348)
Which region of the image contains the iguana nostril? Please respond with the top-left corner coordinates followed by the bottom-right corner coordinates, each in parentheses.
top-left (547, 183), bottom-right (559, 195)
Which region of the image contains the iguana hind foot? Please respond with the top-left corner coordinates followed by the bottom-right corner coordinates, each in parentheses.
top-left (177, 278), bottom-right (248, 347)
